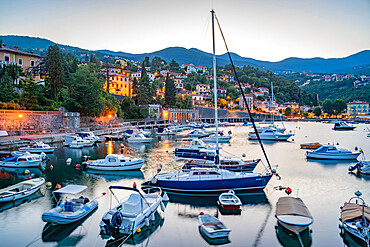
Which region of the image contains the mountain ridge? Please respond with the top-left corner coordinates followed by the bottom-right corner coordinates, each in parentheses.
top-left (2, 35), bottom-right (369, 74)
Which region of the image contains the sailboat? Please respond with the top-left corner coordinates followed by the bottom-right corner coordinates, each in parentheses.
top-left (142, 10), bottom-right (273, 194)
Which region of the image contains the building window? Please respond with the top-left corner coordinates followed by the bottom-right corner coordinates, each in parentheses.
top-left (5, 56), bottom-right (10, 62)
top-left (30, 60), bottom-right (35, 66)
top-left (18, 58), bottom-right (23, 65)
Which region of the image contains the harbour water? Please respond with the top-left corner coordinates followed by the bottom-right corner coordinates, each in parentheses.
top-left (0, 121), bottom-right (369, 247)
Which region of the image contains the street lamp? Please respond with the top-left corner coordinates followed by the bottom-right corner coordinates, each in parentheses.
top-left (18, 113), bottom-right (23, 136)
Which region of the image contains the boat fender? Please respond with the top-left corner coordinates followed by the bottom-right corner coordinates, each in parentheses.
top-left (162, 192), bottom-right (169, 202)
top-left (75, 164), bottom-right (80, 169)
top-left (151, 177), bottom-right (158, 184)
top-left (50, 164), bottom-right (53, 170)
top-left (120, 148), bottom-right (124, 154)
top-left (46, 182), bottom-right (52, 188)
top-left (55, 184), bottom-right (61, 190)
top-left (242, 153), bottom-right (246, 157)
top-left (145, 217), bottom-right (150, 226)
top-left (133, 181), bottom-right (137, 188)
top-left (24, 169), bottom-right (30, 175)
top-left (151, 213), bottom-right (155, 221)
top-left (160, 202), bottom-right (165, 212)
top-left (136, 228), bottom-right (141, 233)
top-left (285, 187), bottom-right (292, 195)
top-left (355, 146), bottom-right (358, 151)
top-left (157, 164), bottom-right (162, 173)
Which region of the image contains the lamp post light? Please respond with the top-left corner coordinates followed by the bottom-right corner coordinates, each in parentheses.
top-left (18, 113), bottom-right (23, 136)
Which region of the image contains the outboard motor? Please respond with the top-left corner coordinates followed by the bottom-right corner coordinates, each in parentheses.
top-left (348, 163), bottom-right (361, 172)
top-left (111, 211), bottom-right (123, 233)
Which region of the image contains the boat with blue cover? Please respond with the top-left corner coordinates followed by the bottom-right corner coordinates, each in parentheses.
top-left (0, 151), bottom-right (46, 168)
top-left (182, 157), bottom-right (260, 172)
top-left (306, 145), bottom-right (361, 160)
top-left (42, 185), bottom-right (98, 225)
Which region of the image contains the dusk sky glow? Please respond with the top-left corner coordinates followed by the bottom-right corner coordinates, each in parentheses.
top-left (1, 0), bottom-right (369, 61)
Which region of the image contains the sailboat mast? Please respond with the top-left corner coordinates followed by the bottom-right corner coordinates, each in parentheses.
top-left (271, 81), bottom-right (274, 124)
top-left (211, 9), bottom-right (220, 167)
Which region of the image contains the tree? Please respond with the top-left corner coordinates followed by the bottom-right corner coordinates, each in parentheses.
top-left (333, 99), bottom-right (347, 115)
top-left (142, 56), bottom-right (150, 68)
top-left (46, 45), bottom-right (64, 99)
top-left (120, 97), bottom-right (148, 119)
top-left (313, 106), bottom-right (322, 117)
top-left (0, 64), bottom-right (18, 102)
top-left (322, 99), bottom-right (334, 116)
top-left (164, 73), bottom-right (176, 107)
top-left (62, 64), bottom-right (108, 116)
top-left (284, 107), bottom-right (292, 116)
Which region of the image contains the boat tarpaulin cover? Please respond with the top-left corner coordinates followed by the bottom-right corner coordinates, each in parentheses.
top-left (341, 203), bottom-right (370, 222)
top-left (53, 185), bottom-right (88, 194)
top-left (276, 197), bottom-right (312, 218)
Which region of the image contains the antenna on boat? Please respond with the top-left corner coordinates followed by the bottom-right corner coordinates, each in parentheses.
top-left (211, 9), bottom-right (220, 169)
top-left (214, 13), bottom-right (273, 172)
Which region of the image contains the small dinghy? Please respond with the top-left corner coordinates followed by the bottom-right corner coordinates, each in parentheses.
top-left (300, 142), bottom-right (322, 149)
top-left (100, 186), bottom-right (164, 236)
top-left (275, 196), bottom-right (313, 234)
top-left (42, 185), bottom-right (98, 225)
top-left (198, 213), bottom-right (231, 239)
top-left (339, 191), bottom-right (370, 246)
top-left (0, 177), bottom-right (45, 202)
top-left (218, 190), bottom-right (241, 210)
top-left (349, 161), bottom-right (370, 175)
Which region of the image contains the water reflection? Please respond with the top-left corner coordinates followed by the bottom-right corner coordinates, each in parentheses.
top-left (0, 191), bottom-right (43, 212)
top-left (0, 167), bottom-right (43, 187)
top-left (339, 227), bottom-right (364, 247)
top-left (198, 226), bottom-right (231, 246)
top-left (348, 171), bottom-right (370, 182)
top-left (306, 159), bottom-right (357, 167)
top-left (104, 211), bottom-right (164, 246)
top-left (167, 192), bottom-right (269, 207)
top-left (275, 222), bottom-right (312, 247)
top-left (84, 170), bottom-right (144, 182)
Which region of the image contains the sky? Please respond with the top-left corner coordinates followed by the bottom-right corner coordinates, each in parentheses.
top-left (1, 0), bottom-right (369, 62)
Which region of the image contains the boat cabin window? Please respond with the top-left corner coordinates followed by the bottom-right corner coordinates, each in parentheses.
top-left (18, 158), bottom-right (27, 161)
top-left (328, 147), bottom-right (336, 151)
top-left (193, 171), bottom-right (220, 175)
top-left (120, 160), bottom-right (125, 163)
top-left (108, 158), bottom-right (116, 162)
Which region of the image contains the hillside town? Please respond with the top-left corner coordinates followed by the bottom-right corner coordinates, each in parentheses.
top-left (1, 42), bottom-right (370, 121)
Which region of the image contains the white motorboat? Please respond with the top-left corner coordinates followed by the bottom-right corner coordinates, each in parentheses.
top-left (19, 141), bottom-right (56, 153)
top-left (63, 136), bottom-right (95, 148)
top-left (100, 186), bottom-right (164, 236)
top-left (0, 151), bottom-right (46, 168)
top-left (42, 185), bottom-right (98, 225)
top-left (76, 132), bottom-right (100, 143)
top-left (157, 127), bottom-right (176, 135)
top-left (127, 133), bottom-right (152, 143)
top-left (0, 177), bottom-right (45, 202)
top-left (340, 191), bottom-right (369, 246)
top-left (82, 154), bottom-right (145, 171)
top-left (198, 213), bottom-right (231, 239)
top-left (333, 121), bottom-right (356, 131)
top-left (201, 134), bottom-right (231, 143)
top-left (306, 145), bottom-right (361, 160)
top-left (248, 127), bottom-right (294, 141)
top-left (188, 129), bottom-right (210, 138)
top-left (218, 190), bottom-right (242, 209)
top-left (275, 196), bottom-right (313, 233)
top-left (349, 161), bottom-right (370, 175)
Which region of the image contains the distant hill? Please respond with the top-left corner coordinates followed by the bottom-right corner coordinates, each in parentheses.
top-left (2, 35), bottom-right (370, 74)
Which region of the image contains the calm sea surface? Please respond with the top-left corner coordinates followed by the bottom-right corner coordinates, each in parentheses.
top-left (0, 122), bottom-right (369, 247)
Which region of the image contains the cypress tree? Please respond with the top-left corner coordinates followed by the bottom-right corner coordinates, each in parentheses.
top-left (164, 73), bottom-right (176, 107)
top-left (46, 45), bottom-right (64, 99)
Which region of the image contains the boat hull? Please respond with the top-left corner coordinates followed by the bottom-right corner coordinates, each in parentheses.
top-left (248, 133), bottom-right (293, 141)
top-left (306, 153), bottom-right (360, 160)
top-left (183, 159), bottom-right (259, 172)
top-left (142, 174), bottom-right (272, 194)
top-left (42, 200), bottom-right (98, 225)
top-left (19, 148), bottom-right (55, 153)
top-left (84, 159), bottom-right (144, 171)
top-left (0, 159), bottom-right (42, 168)
top-left (0, 178), bottom-right (45, 202)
